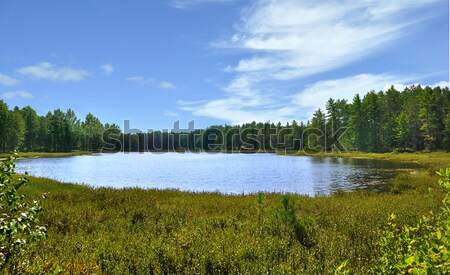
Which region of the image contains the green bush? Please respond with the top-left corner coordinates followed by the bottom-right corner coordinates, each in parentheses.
top-left (373, 167), bottom-right (450, 274)
top-left (0, 155), bottom-right (46, 274)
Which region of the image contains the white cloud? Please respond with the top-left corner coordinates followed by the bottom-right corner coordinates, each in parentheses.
top-left (17, 62), bottom-right (88, 81)
top-left (169, 0), bottom-right (238, 9)
top-left (218, 0), bottom-right (443, 80)
top-left (100, 64), bottom-right (114, 75)
top-left (182, 0), bottom-right (444, 124)
top-left (0, 73), bottom-right (18, 86)
top-left (176, 99), bottom-right (207, 106)
top-left (164, 111), bottom-right (179, 117)
top-left (126, 76), bottom-right (155, 85)
top-left (179, 74), bottom-right (295, 124)
top-left (431, 81), bottom-right (450, 88)
top-left (127, 77), bottom-right (177, 89)
top-left (159, 81), bottom-right (177, 90)
top-left (2, 90), bottom-right (33, 100)
top-left (181, 73), bottom-right (418, 124)
top-left (292, 74), bottom-right (416, 116)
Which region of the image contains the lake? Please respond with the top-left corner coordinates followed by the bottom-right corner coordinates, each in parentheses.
top-left (15, 153), bottom-right (421, 196)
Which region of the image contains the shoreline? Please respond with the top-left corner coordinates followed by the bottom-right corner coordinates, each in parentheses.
top-left (281, 150), bottom-right (450, 169)
top-left (0, 151), bottom-right (92, 161)
top-left (2, 150), bottom-right (449, 168)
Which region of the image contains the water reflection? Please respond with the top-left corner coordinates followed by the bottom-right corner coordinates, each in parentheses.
top-left (15, 153), bottom-right (422, 196)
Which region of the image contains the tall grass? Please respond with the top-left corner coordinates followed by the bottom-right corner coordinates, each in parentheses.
top-left (14, 171), bottom-right (443, 274)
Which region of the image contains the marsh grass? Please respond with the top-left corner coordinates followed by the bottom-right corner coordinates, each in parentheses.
top-left (283, 151), bottom-right (450, 169)
top-left (0, 151), bottom-right (92, 160)
top-left (12, 170), bottom-right (444, 274)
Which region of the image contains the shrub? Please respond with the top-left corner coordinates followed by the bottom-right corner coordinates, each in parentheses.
top-left (0, 155), bottom-right (46, 273)
top-left (373, 166), bottom-right (450, 274)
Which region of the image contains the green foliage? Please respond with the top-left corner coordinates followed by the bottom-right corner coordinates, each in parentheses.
top-left (373, 167), bottom-right (450, 274)
top-left (0, 155), bottom-right (46, 273)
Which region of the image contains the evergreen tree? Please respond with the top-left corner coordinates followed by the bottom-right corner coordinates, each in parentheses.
top-left (0, 101), bottom-right (9, 152)
top-left (362, 91), bottom-right (382, 151)
top-left (349, 94), bottom-right (365, 150)
top-left (81, 113), bottom-right (104, 151)
top-left (20, 106), bottom-right (40, 151)
top-left (382, 86), bottom-right (401, 150)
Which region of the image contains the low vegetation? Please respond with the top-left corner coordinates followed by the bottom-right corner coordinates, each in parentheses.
top-left (285, 151), bottom-right (450, 169)
top-left (0, 151), bottom-right (92, 160)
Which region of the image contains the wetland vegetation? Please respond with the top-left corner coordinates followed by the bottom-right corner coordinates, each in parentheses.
top-left (0, 152), bottom-right (447, 274)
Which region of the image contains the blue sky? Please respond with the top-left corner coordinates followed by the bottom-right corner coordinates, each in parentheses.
top-left (0, 0), bottom-right (448, 131)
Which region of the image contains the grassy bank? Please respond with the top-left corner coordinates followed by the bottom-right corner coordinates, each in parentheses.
top-left (282, 150), bottom-right (450, 169)
top-left (15, 171), bottom-right (443, 274)
top-left (0, 151), bottom-right (92, 160)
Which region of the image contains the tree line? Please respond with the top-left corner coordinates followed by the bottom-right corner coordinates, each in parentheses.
top-left (0, 101), bottom-right (117, 153)
top-left (0, 84), bottom-right (449, 153)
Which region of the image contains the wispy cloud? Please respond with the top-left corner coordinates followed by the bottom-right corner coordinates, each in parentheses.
top-left (181, 73), bottom-right (421, 124)
top-left (218, 0), bottom-right (443, 80)
top-left (169, 0), bottom-right (238, 9)
top-left (0, 73), bottom-right (18, 86)
top-left (163, 111), bottom-right (179, 117)
top-left (127, 77), bottom-right (177, 90)
top-left (100, 64), bottom-right (114, 75)
top-left (126, 76), bottom-right (155, 85)
top-left (159, 81), bottom-right (177, 90)
top-left (17, 62), bottom-right (88, 81)
top-left (292, 74), bottom-right (417, 116)
top-left (182, 0), bottom-right (444, 124)
top-left (176, 99), bottom-right (208, 106)
top-left (2, 90), bottom-right (33, 100)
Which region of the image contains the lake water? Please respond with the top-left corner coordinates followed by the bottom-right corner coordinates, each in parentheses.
top-left (15, 153), bottom-right (421, 196)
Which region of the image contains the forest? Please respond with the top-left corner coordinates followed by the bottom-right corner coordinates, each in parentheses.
top-left (1, 84), bottom-right (449, 153)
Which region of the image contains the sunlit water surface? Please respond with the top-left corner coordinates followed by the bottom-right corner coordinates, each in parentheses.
top-left (15, 153), bottom-right (421, 196)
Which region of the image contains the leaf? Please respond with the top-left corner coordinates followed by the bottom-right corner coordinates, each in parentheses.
top-left (405, 255), bottom-right (415, 266)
